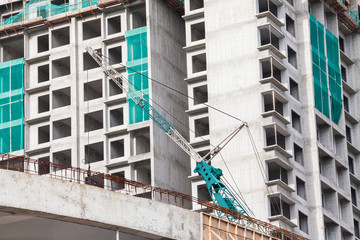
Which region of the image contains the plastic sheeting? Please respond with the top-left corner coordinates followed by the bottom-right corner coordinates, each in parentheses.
top-left (0, 0), bottom-right (98, 27)
top-left (0, 58), bottom-right (25, 153)
top-left (125, 26), bottom-right (149, 124)
top-left (310, 14), bottom-right (342, 124)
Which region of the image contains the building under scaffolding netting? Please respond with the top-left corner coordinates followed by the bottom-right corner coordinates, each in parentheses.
top-left (0, 0), bottom-right (98, 27)
top-left (0, 0), bottom-right (184, 27)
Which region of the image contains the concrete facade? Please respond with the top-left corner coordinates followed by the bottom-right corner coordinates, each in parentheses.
top-left (0, 169), bottom-right (201, 239)
top-left (184, 0), bottom-right (360, 239)
top-left (1, 0), bottom-right (360, 239)
top-left (0, 0), bottom-right (190, 196)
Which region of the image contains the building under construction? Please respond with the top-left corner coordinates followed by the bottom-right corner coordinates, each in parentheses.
top-left (0, 0), bottom-right (360, 239)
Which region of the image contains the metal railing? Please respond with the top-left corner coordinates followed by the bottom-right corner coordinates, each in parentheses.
top-left (0, 153), bottom-right (309, 240)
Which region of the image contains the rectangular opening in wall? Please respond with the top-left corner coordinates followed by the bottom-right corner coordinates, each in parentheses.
top-left (110, 139), bottom-right (124, 159)
top-left (191, 22), bottom-right (205, 42)
top-left (38, 95), bottom-right (49, 113)
top-left (262, 92), bottom-right (283, 115)
top-left (52, 87), bottom-right (71, 109)
top-left (52, 27), bottom-right (70, 49)
top-left (355, 219), bottom-right (360, 238)
top-left (53, 149), bottom-right (71, 166)
top-left (38, 125), bottom-right (50, 144)
top-left (289, 78), bottom-right (299, 100)
top-left (349, 156), bottom-right (354, 175)
top-left (258, 0), bottom-right (278, 16)
top-left (83, 19), bottom-right (101, 40)
top-left (260, 60), bottom-right (282, 82)
top-left (259, 26), bottom-right (280, 49)
top-left (108, 16), bottom-right (121, 35)
top-left (343, 95), bottom-right (349, 113)
top-left (111, 171), bottom-right (125, 190)
top-left (288, 46), bottom-right (297, 68)
top-left (267, 162), bottom-right (288, 184)
top-left (52, 57), bottom-right (70, 79)
top-left (110, 108), bottom-right (124, 127)
top-left (195, 117), bottom-right (209, 137)
top-left (38, 156), bottom-right (50, 175)
top-left (108, 46), bottom-right (122, 65)
top-left (192, 53), bottom-right (206, 73)
top-left (269, 196), bottom-right (290, 219)
top-left (53, 118), bottom-right (71, 140)
top-left (83, 49), bottom-right (101, 71)
top-left (341, 65), bottom-right (347, 82)
top-left (131, 6), bottom-right (146, 29)
top-left (51, 0), bottom-right (65, 5)
top-left (134, 162), bottom-right (151, 185)
top-left (109, 79), bottom-right (123, 96)
top-left (299, 211), bottom-right (308, 234)
top-left (291, 110), bottom-right (301, 133)
top-left (84, 79), bottom-right (102, 101)
top-left (265, 126), bottom-right (286, 149)
top-left (135, 132), bottom-right (150, 155)
top-left (339, 36), bottom-right (345, 52)
top-left (346, 125), bottom-right (352, 143)
top-left (193, 85), bottom-right (208, 105)
top-left (85, 142), bottom-right (104, 163)
top-left (38, 34), bottom-right (49, 53)
top-left (3, 36), bottom-right (24, 61)
top-left (38, 64), bottom-right (49, 83)
top-left (296, 177), bottom-right (306, 199)
top-left (190, 0), bottom-right (204, 11)
top-left (293, 143), bottom-right (304, 166)
top-left (351, 187), bottom-right (357, 206)
top-left (286, 15), bottom-right (295, 37)
top-left (197, 184), bottom-right (211, 201)
top-left (84, 110), bottom-right (103, 132)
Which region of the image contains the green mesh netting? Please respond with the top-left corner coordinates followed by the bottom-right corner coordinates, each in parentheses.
top-left (0, 58), bottom-right (25, 154)
top-left (125, 26), bottom-right (149, 125)
top-left (310, 14), bottom-right (342, 124)
top-left (0, 0), bottom-right (98, 27)
top-left (326, 29), bottom-right (342, 124)
top-left (310, 14), bottom-right (330, 118)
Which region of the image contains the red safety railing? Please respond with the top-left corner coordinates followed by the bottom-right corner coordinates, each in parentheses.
top-left (0, 153), bottom-right (309, 240)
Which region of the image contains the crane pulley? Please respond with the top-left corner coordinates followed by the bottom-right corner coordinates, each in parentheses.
top-left (86, 47), bottom-right (250, 220)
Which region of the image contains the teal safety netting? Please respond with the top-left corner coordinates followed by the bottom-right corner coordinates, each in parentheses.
top-left (125, 26), bottom-right (149, 125)
top-left (0, 0), bottom-right (98, 27)
top-left (0, 58), bottom-right (25, 154)
top-left (326, 29), bottom-right (342, 124)
top-left (310, 14), bottom-right (342, 124)
top-left (310, 14), bottom-right (330, 118)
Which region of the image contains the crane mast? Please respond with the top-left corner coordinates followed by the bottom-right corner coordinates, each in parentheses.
top-left (86, 47), bottom-right (250, 219)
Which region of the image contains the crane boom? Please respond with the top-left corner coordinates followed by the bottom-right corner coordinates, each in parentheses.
top-left (86, 47), bottom-right (250, 219)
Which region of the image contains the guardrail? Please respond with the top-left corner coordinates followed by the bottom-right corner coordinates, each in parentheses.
top-left (0, 153), bottom-right (309, 240)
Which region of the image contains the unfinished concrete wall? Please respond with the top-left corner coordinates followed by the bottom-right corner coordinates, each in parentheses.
top-left (0, 169), bottom-right (202, 239)
top-left (147, 0), bottom-right (190, 194)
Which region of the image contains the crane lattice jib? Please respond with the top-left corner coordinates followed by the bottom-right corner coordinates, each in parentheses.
top-left (85, 47), bottom-right (250, 219)
top-left (85, 47), bottom-right (203, 163)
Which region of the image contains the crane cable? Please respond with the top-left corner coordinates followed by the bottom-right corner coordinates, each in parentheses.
top-left (97, 52), bottom-right (282, 219)
top-left (99, 53), bottom-right (244, 123)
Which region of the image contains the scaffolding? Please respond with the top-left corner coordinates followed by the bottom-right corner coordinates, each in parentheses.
top-left (0, 0), bottom-right (184, 37)
top-left (324, 0), bottom-right (360, 32)
top-left (0, 153), bottom-right (310, 240)
top-left (310, 14), bottom-right (342, 124)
